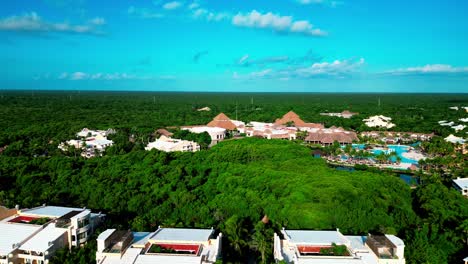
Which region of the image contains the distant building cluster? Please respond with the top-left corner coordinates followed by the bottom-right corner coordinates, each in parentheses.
top-left (439, 121), bottom-right (467, 132)
top-left (274, 228), bottom-right (406, 264)
top-left (363, 115), bottom-right (396, 129)
top-left (145, 135), bottom-right (200, 153)
top-left (0, 205), bottom-right (104, 264)
top-left (361, 131), bottom-right (434, 144)
top-left (320, 110), bottom-right (359, 119)
top-left (96, 227), bottom-right (222, 264)
top-left (58, 128), bottom-right (115, 158)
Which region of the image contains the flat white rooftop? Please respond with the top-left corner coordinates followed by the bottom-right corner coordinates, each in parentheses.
top-left (284, 230), bottom-right (348, 245)
top-left (150, 228), bottom-right (213, 242)
top-left (453, 178), bottom-right (468, 189)
top-left (0, 223), bottom-right (41, 255)
top-left (19, 225), bottom-right (67, 252)
top-left (134, 254), bottom-right (200, 264)
top-left (20, 206), bottom-right (85, 218)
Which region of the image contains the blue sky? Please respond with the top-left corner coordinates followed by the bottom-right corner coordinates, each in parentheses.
top-left (1, 0), bottom-right (468, 92)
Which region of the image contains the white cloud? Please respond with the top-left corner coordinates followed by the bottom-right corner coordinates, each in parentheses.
top-left (295, 58), bottom-right (365, 77)
top-left (128, 6), bottom-right (163, 19)
top-left (383, 64), bottom-right (468, 75)
top-left (163, 1), bottom-right (183, 10)
top-left (56, 72), bottom-right (148, 81)
top-left (70, 72), bottom-right (88, 80)
top-left (188, 2), bottom-right (200, 10)
top-left (0, 12), bottom-right (105, 35)
top-left (89, 17), bottom-right (105, 25)
top-left (232, 10), bottom-right (326, 37)
top-left (234, 58), bottom-right (365, 80)
top-left (192, 8), bottom-right (230, 21)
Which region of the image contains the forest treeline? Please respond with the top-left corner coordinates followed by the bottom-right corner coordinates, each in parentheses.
top-left (0, 92), bottom-right (467, 263)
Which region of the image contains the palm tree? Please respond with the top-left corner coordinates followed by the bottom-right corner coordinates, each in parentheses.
top-left (224, 215), bottom-right (248, 255)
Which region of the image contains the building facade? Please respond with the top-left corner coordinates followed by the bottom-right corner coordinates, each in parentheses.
top-left (96, 227), bottom-right (222, 264)
top-left (274, 228), bottom-right (405, 264)
top-left (0, 205), bottom-right (104, 264)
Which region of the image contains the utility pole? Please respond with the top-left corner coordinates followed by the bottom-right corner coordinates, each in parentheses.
top-left (235, 101), bottom-right (238, 120)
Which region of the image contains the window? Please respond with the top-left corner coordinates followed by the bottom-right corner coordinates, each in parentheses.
top-left (78, 217), bottom-right (90, 228)
top-left (78, 232), bottom-right (87, 240)
top-left (71, 235), bottom-right (76, 241)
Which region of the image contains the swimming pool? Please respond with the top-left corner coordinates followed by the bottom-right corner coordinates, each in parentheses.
top-left (348, 144), bottom-right (418, 164)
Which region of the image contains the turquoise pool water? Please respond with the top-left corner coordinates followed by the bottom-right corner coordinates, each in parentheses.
top-left (348, 144), bottom-right (418, 164)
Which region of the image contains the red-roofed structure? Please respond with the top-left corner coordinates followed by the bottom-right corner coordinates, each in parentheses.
top-left (207, 113), bottom-right (238, 130)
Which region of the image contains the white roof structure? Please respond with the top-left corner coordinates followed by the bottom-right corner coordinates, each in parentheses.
top-left (452, 125), bottom-right (467, 132)
top-left (460, 118), bottom-right (468, 123)
top-left (97, 229), bottom-right (116, 241)
top-left (363, 116), bottom-right (395, 128)
top-left (197, 107), bottom-right (211, 112)
top-left (386, 235), bottom-right (404, 247)
top-left (19, 225), bottom-right (67, 252)
top-left (445, 134), bottom-right (466, 144)
top-left (449, 106), bottom-right (459, 110)
top-left (276, 229), bottom-right (405, 264)
top-left (0, 223), bottom-right (41, 255)
top-left (96, 228), bottom-right (221, 264)
top-left (20, 206), bottom-right (85, 218)
top-left (453, 178), bottom-right (468, 190)
top-left (439, 121), bottom-right (455, 126)
top-left (134, 254), bottom-right (201, 264)
top-left (150, 228), bottom-right (214, 242)
top-left (145, 136), bottom-right (199, 152)
top-left (186, 126), bottom-right (225, 134)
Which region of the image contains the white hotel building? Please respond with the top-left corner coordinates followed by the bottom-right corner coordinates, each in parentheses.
top-left (0, 205), bottom-right (104, 264)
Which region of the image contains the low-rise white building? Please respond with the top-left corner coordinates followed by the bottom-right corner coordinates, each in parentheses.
top-left (453, 177), bottom-right (468, 197)
top-left (182, 126), bottom-right (226, 144)
top-left (363, 116), bottom-right (396, 129)
top-left (96, 227), bottom-right (222, 264)
top-left (145, 135), bottom-right (200, 152)
top-left (320, 110), bottom-right (358, 119)
top-left (77, 128), bottom-right (116, 138)
top-left (445, 134), bottom-right (466, 144)
top-left (59, 129), bottom-right (115, 158)
top-left (0, 205), bottom-right (104, 264)
top-left (274, 228), bottom-right (405, 264)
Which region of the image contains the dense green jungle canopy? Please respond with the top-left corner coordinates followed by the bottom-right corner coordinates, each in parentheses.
top-left (0, 92), bottom-right (467, 263)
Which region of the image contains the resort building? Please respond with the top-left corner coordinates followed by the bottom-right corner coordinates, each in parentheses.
top-left (207, 113), bottom-right (245, 131)
top-left (363, 116), bottom-right (396, 129)
top-left (96, 227), bottom-right (222, 264)
top-left (444, 134), bottom-right (466, 144)
top-left (77, 128), bottom-right (116, 138)
top-left (182, 126), bottom-right (226, 144)
top-left (361, 131), bottom-right (434, 143)
top-left (274, 111), bottom-right (324, 130)
top-left (197, 106), bottom-right (211, 112)
top-left (0, 205), bottom-right (104, 264)
top-left (305, 127), bottom-right (359, 146)
top-left (274, 228), bottom-right (406, 264)
top-left (59, 128), bottom-right (115, 158)
top-left (453, 177), bottom-right (468, 197)
top-left (145, 135), bottom-right (200, 152)
top-left (245, 122), bottom-right (297, 140)
top-left (320, 110), bottom-right (359, 119)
